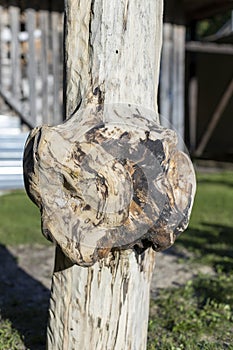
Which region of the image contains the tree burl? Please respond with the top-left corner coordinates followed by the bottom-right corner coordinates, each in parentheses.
top-left (23, 105), bottom-right (196, 266)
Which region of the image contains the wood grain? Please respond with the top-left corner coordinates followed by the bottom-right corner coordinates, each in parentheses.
top-left (23, 1), bottom-right (196, 348)
top-left (24, 106), bottom-right (196, 266)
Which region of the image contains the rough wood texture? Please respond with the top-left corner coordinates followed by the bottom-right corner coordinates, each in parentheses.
top-left (64, 0), bottom-right (163, 117)
top-left (47, 246), bottom-right (155, 350)
top-left (0, 6), bottom-right (64, 128)
top-left (23, 1), bottom-right (196, 349)
top-left (160, 23), bottom-right (186, 144)
top-left (24, 105), bottom-right (196, 266)
top-left (40, 10), bottom-right (49, 124)
top-left (26, 8), bottom-right (37, 125)
top-left (10, 6), bottom-right (21, 100)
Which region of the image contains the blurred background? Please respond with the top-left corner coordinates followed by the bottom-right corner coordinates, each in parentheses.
top-left (0, 0), bottom-right (232, 349)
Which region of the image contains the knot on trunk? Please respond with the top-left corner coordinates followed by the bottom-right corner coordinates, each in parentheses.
top-left (23, 105), bottom-right (196, 266)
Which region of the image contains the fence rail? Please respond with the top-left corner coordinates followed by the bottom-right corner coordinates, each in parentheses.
top-left (0, 4), bottom-right (64, 128)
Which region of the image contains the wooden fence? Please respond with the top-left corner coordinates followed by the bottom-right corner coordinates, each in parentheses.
top-left (0, 4), bottom-right (64, 128)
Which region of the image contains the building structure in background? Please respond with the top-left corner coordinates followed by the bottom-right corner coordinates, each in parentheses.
top-left (0, 0), bottom-right (64, 128)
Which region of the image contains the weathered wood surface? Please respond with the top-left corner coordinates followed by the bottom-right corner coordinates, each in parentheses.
top-left (23, 0), bottom-right (196, 349)
top-left (40, 10), bottom-right (49, 124)
top-left (47, 246), bottom-right (155, 350)
top-left (26, 8), bottom-right (37, 125)
top-left (189, 77), bottom-right (198, 152)
top-left (0, 6), bottom-right (3, 85)
top-left (0, 6), bottom-right (64, 127)
top-left (64, 0), bottom-right (163, 117)
top-left (24, 106), bottom-right (196, 266)
top-left (51, 10), bottom-right (62, 124)
top-left (186, 41), bottom-right (233, 55)
top-left (160, 23), bottom-right (186, 145)
top-left (10, 6), bottom-right (21, 100)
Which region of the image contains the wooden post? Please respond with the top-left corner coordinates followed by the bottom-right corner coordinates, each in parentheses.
top-left (189, 77), bottom-right (198, 152)
top-left (26, 8), bottom-right (37, 126)
top-left (40, 10), bottom-right (50, 124)
top-left (0, 5), bottom-right (2, 86)
top-left (171, 25), bottom-right (185, 141)
top-left (64, 0), bottom-right (162, 118)
top-left (9, 6), bottom-right (21, 101)
top-left (160, 23), bottom-right (173, 129)
top-left (51, 10), bottom-right (62, 124)
top-left (160, 23), bottom-right (186, 145)
top-left (23, 1), bottom-right (196, 349)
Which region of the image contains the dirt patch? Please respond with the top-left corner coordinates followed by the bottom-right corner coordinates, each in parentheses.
top-left (5, 244), bottom-right (215, 294)
top-left (8, 244), bottom-right (55, 290)
top-left (0, 244), bottom-right (52, 350)
top-left (151, 249), bottom-right (214, 297)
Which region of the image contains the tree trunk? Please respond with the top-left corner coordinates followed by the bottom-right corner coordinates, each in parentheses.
top-left (48, 1), bottom-right (163, 349)
top-left (64, 0), bottom-right (163, 116)
top-left (47, 247), bottom-right (155, 349)
top-left (23, 0), bottom-right (196, 348)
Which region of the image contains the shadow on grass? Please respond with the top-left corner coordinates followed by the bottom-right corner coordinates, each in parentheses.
top-left (174, 223), bottom-right (233, 272)
top-left (0, 244), bottom-right (50, 349)
top-left (197, 177), bottom-right (233, 188)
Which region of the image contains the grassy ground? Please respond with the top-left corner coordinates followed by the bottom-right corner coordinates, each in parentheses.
top-left (0, 317), bottom-right (24, 350)
top-left (148, 171), bottom-right (233, 350)
top-left (0, 190), bottom-right (46, 246)
top-left (0, 170), bottom-right (232, 349)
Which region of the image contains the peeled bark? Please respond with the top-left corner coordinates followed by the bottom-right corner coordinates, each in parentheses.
top-left (64, 0), bottom-right (163, 117)
top-left (47, 247), bottom-right (155, 349)
top-left (23, 1), bottom-right (196, 349)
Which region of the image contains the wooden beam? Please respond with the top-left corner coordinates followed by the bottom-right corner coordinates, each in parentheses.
top-left (40, 10), bottom-right (49, 124)
top-left (160, 23), bottom-right (173, 128)
top-left (10, 6), bottom-right (21, 100)
top-left (0, 5), bottom-right (3, 85)
top-left (0, 88), bottom-right (34, 128)
top-left (160, 23), bottom-right (186, 147)
top-left (26, 8), bottom-right (37, 125)
top-left (51, 11), bottom-right (61, 124)
top-left (195, 78), bottom-right (233, 157)
top-left (186, 41), bottom-right (233, 55)
top-left (189, 77), bottom-right (198, 152)
top-left (172, 24), bottom-right (186, 145)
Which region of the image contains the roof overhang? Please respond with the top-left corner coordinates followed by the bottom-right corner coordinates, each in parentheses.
top-left (184, 0), bottom-right (233, 22)
top-left (164, 0), bottom-right (233, 24)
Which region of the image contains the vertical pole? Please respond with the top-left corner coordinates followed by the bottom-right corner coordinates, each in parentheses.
top-left (51, 11), bottom-right (62, 124)
top-left (40, 10), bottom-right (49, 124)
top-left (0, 6), bottom-right (3, 86)
top-left (171, 24), bottom-right (185, 143)
top-left (46, 1), bottom-right (165, 349)
top-left (160, 23), bottom-right (173, 128)
top-left (189, 77), bottom-right (198, 152)
top-left (10, 6), bottom-right (21, 101)
top-left (26, 8), bottom-right (37, 126)
top-left (160, 23), bottom-right (186, 144)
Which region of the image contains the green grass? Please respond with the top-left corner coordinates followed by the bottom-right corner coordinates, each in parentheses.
top-left (0, 317), bottom-right (25, 350)
top-left (176, 171), bottom-right (233, 272)
top-left (148, 171), bottom-right (233, 349)
top-left (148, 272), bottom-right (233, 350)
top-left (0, 190), bottom-right (47, 245)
